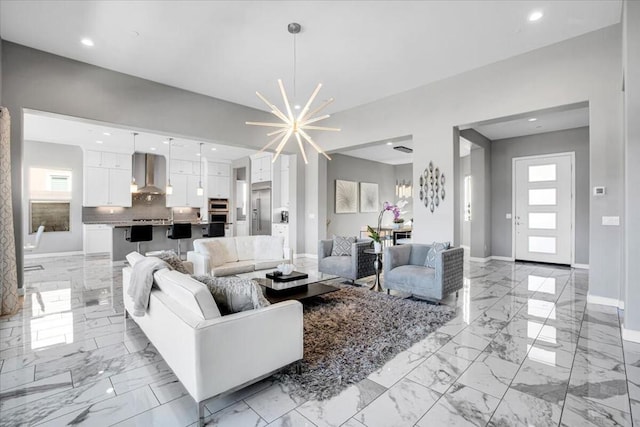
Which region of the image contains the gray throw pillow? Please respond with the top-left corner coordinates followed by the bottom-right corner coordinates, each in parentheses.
top-left (152, 251), bottom-right (190, 274)
top-left (425, 242), bottom-right (451, 268)
top-left (191, 275), bottom-right (271, 315)
top-left (331, 236), bottom-right (356, 256)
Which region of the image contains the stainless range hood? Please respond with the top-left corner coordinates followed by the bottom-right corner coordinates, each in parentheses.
top-left (135, 153), bottom-right (165, 195)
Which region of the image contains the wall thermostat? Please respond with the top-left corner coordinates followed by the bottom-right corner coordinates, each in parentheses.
top-left (593, 186), bottom-right (606, 196)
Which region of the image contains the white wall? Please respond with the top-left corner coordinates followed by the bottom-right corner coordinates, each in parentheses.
top-left (312, 25), bottom-right (623, 302)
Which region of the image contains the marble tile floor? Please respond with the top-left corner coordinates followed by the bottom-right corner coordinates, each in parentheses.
top-left (1, 254), bottom-right (638, 426)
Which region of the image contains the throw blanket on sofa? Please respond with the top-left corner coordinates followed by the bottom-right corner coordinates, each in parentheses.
top-left (128, 257), bottom-right (169, 316)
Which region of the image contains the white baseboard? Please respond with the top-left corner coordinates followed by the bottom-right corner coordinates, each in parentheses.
top-left (469, 256), bottom-right (491, 263)
top-left (295, 253), bottom-right (318, 259)
top-left (25, 251), bottom-right (84, 259)
top-left (622, 325), bottom-right (640, 343)
top-left (587, 293), bottom-right (624, 309)
top-left (491, 256), bottom-right (514, 262)
top-left (572, 263), bottom-right (589, 269)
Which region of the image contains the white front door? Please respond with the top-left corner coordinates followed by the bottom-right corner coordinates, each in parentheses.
top-left (514, 154), bottom-right (573, 265)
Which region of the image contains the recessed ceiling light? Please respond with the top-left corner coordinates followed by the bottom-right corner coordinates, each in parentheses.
top-left (528, 11), bottom-right (543, 22)
top-left (81, 38), bottom-right (95, 47)
top-left (294, 104), bottom-right (301, 110)
top-left (150, 147), bottom-right (157, 151)
top-left (196, 153), bottom-right (201, 157)
top-left (95, 140), bottom-right (103, 144)
top-left (102, 132), bottom-right (111, 136)
top-left (211, 147), bottom-right (217, 151)
top-left (528, 118), bottom-right (538, 122)
top-left (163, 140), bottom-right (170, 144)
top-left (386, 142), bottom-right (394, 146)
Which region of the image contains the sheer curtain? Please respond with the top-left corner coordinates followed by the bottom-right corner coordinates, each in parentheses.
top-left (0, 106), bottom-right (19, 316)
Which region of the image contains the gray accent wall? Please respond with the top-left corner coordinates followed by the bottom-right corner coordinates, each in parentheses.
top-left (326, 154), bottom-right (396, 238)
top-left (624, 0), bottom-right (640, 330)
top-left (314, 25), bottom-right (622, 304)
top-left (490, 127), bottom-right (590, 265)
top-left (23, 141), bottom-right (83, 253)
top-left (1, 41), bottom-right (273, 285)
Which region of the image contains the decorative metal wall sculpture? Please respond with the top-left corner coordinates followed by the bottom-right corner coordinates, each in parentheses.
top-left (418, 161), bottom-right (446, 213)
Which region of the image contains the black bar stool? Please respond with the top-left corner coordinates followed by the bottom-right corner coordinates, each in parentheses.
top-left (125, 225), bottom-right (153, 253)
top-left (202, 223), bottom-right (225, 238)
top-left (167, 223), bottom-right (192, 258)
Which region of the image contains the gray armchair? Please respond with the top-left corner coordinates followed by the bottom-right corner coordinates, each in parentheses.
top-left (383, 243), bottom-right (464, 301)
top-left (318, 239), bottom-right (376, 282)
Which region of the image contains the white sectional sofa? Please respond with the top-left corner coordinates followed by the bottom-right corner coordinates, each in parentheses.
top-left (122, 252), bottom-right (303, 426)
top-left (187, 235), bottom-right (293, 277)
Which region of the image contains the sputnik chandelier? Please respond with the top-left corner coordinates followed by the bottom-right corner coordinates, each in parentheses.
top-left (246, 22), bottom-right (340, 164)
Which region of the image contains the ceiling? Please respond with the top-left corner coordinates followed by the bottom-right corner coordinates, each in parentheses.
top-left (337, 139), bottom-right (413, 166)
top-left (23, 111), bottom-right (256, 162)
top-left (0, 1), bottom-right (622, 115)
top-left (472, 106), bottom-right (589, 140)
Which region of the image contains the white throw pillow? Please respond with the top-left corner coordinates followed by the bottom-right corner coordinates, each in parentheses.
top-left (254, 236), bottom-right (284, 261)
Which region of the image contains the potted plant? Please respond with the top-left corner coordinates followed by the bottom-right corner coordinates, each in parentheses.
top-left (392, 217), bottom-right (405, 229)
top-left (367, 225), bottom-right (382, 252)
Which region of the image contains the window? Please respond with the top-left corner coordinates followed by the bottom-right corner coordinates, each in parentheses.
top-left (528, 212), bottom-right (557, 229)
top-left (29, 167), bottom-right (72, 233)
top-left (528, 164), bottom-right (556, 182)
top-left (528, 188), bottom-right (556, 205)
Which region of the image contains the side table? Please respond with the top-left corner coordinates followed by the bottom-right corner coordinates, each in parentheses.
top-left (364, 248), bottom-right (384, 292)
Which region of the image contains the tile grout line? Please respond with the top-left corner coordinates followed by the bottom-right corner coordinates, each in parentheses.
top-left (556, 269), bottom-right (587, 425)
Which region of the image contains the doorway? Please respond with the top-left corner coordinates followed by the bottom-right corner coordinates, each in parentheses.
top-left (513, 153), bottom-right (574, 265)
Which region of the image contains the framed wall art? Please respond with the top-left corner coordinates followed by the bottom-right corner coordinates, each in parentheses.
top-left (335, 180), bottom-right (358, 213)
top-left (359, 182), bottom-right (379, 213)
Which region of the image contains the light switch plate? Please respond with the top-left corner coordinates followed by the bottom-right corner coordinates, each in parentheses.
top-left (602, 216), bottom-right (620, 226)
top-left (594, 186), bottom-right (606, 196)
top-left (506, 213), bottom-right (512, 219)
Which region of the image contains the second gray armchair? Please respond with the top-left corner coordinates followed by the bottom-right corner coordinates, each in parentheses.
top-left (384, 243), bottom-right (464, 302)
top-left (318, 238), bottom-right (376, 283)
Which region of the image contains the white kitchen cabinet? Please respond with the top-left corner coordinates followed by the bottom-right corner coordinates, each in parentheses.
top-left (171, 159), bottom-right (192, 175)
top-left (85, 150), bottom-right (130, 169)
top-left (166, 173), bottom-right (187, 207)
top-left (272, 223), bottom-right (289, 248)
top-left (187, 174), bottom-right (204, 208)
top-left (83, 224), bottom-right (113, 255)
top-left (251, 154), bottom-right (272, 183)
top-left (83, 150), bottom-right (132, 207)
top-left (207, 175), bottom-right (230, 199)
top-left (208, 162), bottom-right (230, 177)
top-left (108, 169), bottom-right (133, 207)
top-left (166, 173), bottom-right (203, 207)
top-left (84, 167), bottom-right (132, 207)
top-left (84, 167), bottom-right (109, 206)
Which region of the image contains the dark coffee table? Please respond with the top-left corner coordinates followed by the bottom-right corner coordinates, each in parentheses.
top-left (255, 272), bottom-right (339, 303)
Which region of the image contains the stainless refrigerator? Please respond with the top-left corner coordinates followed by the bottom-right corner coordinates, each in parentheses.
top-left (251, 182), bottom-right (272, 235)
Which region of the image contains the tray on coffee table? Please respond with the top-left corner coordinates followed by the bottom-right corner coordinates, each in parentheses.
top-left (256, 272), bottom-right (339, 303)
top-left (265, 271), bottom-right (309, 282)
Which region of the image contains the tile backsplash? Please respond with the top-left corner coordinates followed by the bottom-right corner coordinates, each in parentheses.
top-left (82, 194), bottom-right (201, 223)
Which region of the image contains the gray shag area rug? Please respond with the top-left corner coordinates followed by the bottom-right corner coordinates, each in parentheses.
top-left (273, 282), bottom-right (455, 401)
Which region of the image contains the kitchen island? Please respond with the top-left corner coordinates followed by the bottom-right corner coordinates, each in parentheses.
top-left (84, 221), bottom-right (212, 261)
